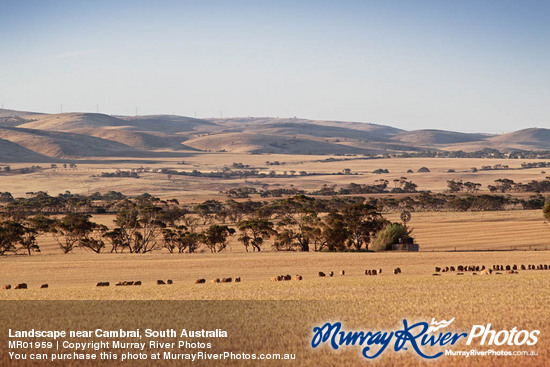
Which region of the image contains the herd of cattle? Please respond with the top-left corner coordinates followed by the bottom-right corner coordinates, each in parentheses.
top-left (2, 264), bottom-right (548, 289)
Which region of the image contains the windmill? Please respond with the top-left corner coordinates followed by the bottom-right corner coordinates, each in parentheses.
top-left (400, 210), bottom-right (411, 232)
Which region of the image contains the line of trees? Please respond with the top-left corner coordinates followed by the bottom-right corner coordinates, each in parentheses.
top-left (0, 194), bottom-right (402, 256)
top-left (1, 181), bottom-right (548, 256)
top-left (225, 180), bottom-right (419, 198)
top-left (371, 192), bottom-right (546, 212)
top-left (388, 148), bottom-right (550, 159)
top-left (448, 178), bottom-right (550, 194)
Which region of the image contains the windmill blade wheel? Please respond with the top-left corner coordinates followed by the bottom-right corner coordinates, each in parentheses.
top-left (400, 210), bottom-right (411, 224)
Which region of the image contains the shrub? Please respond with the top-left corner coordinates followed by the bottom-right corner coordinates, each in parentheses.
top-left (371, 223), bottom-right (411, 252)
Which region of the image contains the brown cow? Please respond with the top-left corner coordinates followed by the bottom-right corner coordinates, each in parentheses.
top-left (40, 284), bottom-right (48, 289)
top-left (512, 265), bottom-right (517, 270)
top-left (505, 265), bottom-right (511, 271)
top-left (456, 273), bottom-right (464, 276)
top-left (432, 274), bottom-right (441, 276)
top-left (2, 285), bottom-right (11, 290)
top-left (379, 268), bottom-right (382, 274)
top-left (134, 281), bottom-right (142, 286)
top-left (210, 278), bottom-right (220, 283)
top-left (96, 282), bottom-right (109, 287)
top-left (284, 274), bottom-right (292, 281)
top-left (270, 276), bottom-right (279, 282)
top-left (457, 265), bottom-right (464, 271)
top-left (450, 266), bottom-right (456, 272)
top-left (221, 278), bottom-right (232, 283)
top-left (328, 271), bottom-right (334, 277)
top-left (115, 281), bottom-right (124, 286)
top-left (157, 280), bottom-right (166, 285)
top-left (521, 264), bottom-right (526, 270)
top-left (167, 279), bottom-right (173, 285)
top-left (435, 267), bottom-right (441, 272)
top-left (340, 270), bottom-right (345, 276)
top-left (318, 272), bottom-right (326, 277)
top-left (195, 279), bottom-right (206, 284)
top-left (394, 268), bottom-right (401, 274)
top-left (235, 277), bottom-right (241, 282)
top-left (15, 283), bottom-right (27, 289)
top-left (295, 275), bottom-right (303, 281)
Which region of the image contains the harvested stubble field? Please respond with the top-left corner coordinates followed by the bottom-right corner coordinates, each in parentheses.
top-left (0, 251), bottom-right (549, 301)
top-left (0, 251), bottom-right (549, 366)
top-left (387, 210), bottom-right (550, 251)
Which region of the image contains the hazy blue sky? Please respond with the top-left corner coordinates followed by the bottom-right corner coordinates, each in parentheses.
top-left (1, 0), bottom-right (548, 132)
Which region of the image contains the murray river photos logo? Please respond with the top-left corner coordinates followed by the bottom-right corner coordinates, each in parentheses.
top-left (311, 318), bottom-right (540, 359)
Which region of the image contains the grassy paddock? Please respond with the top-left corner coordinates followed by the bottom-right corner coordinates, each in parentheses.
top-left (0, 251), bottom-right (548, 300)
top-left (0, 251), bottom-right (548, 366)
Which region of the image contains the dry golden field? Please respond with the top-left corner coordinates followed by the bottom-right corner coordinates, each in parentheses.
top-left (1, 155), bottom-right (549, 199)
top-left (0, 251), bottom-right (549, 300)
top-left (0, 251), bottom-right (549, 366)
top-left (1, 156), bottom-right (550, 366)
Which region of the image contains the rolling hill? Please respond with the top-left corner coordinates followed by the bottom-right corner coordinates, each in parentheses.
top-left (0, 127), bottom-right (142, 158)
top-left (183, 132), bottom-right (378, 155)
top-left (0, 108), bottom-right (547, 161)
top-left (395, 129), bottom-right (491, 145)
top-left (0, 137), bottom-right (53, 162)
top-left (488, 128), bottom-right (550, 148)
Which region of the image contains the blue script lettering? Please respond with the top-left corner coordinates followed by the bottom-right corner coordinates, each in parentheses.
top-left (394, 320), bottom-right (441, 359)
top-left (311, 319), bottom-right (467, 360)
